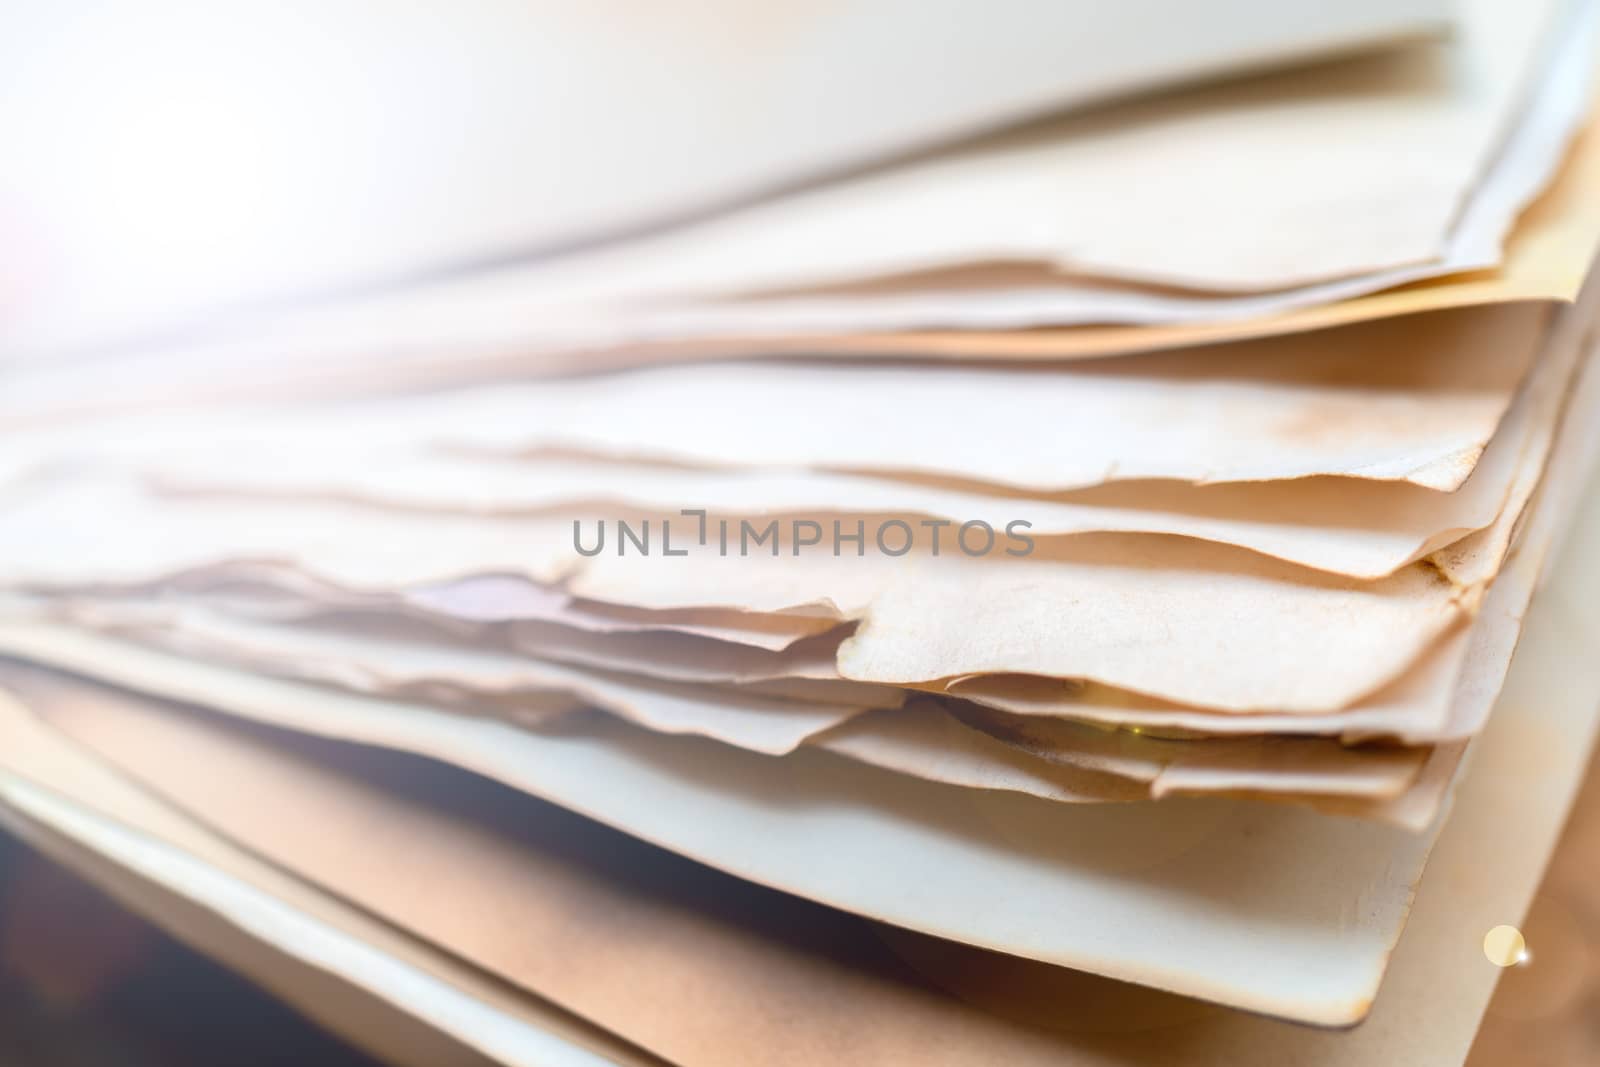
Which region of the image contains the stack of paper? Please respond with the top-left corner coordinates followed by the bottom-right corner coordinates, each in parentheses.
top-left (2, 1), bottom-right (1600, 1064)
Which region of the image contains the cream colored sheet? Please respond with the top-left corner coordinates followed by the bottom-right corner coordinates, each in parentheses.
top-left (0, 622), bottom-right (1444, 1024)
top-left (0, 302), bottom-right (1543, 495)
top-left (8, 526), bottom-right (1596, 1067)
top-left (1, 0), bottom-right (1454, 358)
top-left (12, 469), bottom-right (1600, 1062)
top-left (87, 295), bottom-right (1564, 581)
top-left (18, 600), bottom-right (1427, 807)
top-left (7, 95), bottom-right (1596, 430)
top-left (6, 325), bottom-right (1598, 1017)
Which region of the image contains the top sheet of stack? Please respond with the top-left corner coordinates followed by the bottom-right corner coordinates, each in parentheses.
top-left (1, 0), bottom-right (1458, 356)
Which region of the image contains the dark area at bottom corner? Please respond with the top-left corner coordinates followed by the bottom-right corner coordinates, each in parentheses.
top-left (0, 829), bottom-right (381, 1067)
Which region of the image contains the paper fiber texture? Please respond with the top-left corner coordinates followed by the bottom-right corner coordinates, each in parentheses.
top-left (14, 434), bottom-right (1600, 1063)
top-left (942, 302), bottom-right (1600, 753)
top-left (832, 307), bottom-right (1598, 707)
top-left (416, 304), bottom-right (1542, 492)
top-left (20, 463), bottom-right (1600, 1058)
top-left (169, 568), bottom-right (838, 651)
top-left (41, 288), bottom-right (1560, 654)
top-left (31, 599), bottom-right (1426, 808)
top-left (45, 602), bottom-right (873, 755)
top-left (835, 266), bottom-right (1600, 708)
top-left (0, 300), bottom-right (1541, 494)
top-left (0, 624), bottom-right (1440, 1024)
top-left (0, 320), bottom-right (1556, 715)
top-left (815, 702), bottom-right (1425, 806)
top-left (67, 303), bottom-right (1562, 578)
top-left (120, 399), bottom-right (1540, 580)
top-left (58, 598), bottom-right (881, 700)
top-left (9, 342), bottom-right (1598, 1015)
top-left (954, 284), bottom-right (1600, 832)
top-left (11, 475), bottom-right (1600, 1067)
top-left (2, 301), bottom-right (1583, 724)
top-left (0, 481), bottom-right (1489, 714)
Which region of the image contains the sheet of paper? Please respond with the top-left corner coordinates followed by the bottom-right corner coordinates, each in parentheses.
top-left (0, 621), bottom-right (1444, 1023)
top-left (28, 599), bottom-right (1426, 807)
top-left (831, 332), bottom-right (1591, 706)
top-left (52, 603), bottom-right (874, 756)
top-left (346, 0), bottom-right (1581, 331)
top-left (7, 97), bottom-right (1597, 431)
top-left (69, 296), bottom-right (1564, 582)
top-left (390, 304), bottom-right (1542, 493)
top-left (0, 0), bottom-right (1453, 358)
top-left (157, 567), bottom-right (840, 650)
top-left (487, 1), bottom-right (1594, 336)
top-left (0, 300), bottom-right (1542, 495)
top-left (815, 701), bottom-right (1426, 806)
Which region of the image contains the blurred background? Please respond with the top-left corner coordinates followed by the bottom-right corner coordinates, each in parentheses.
top-left (2, 749), bottom-right (1597, 1066)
